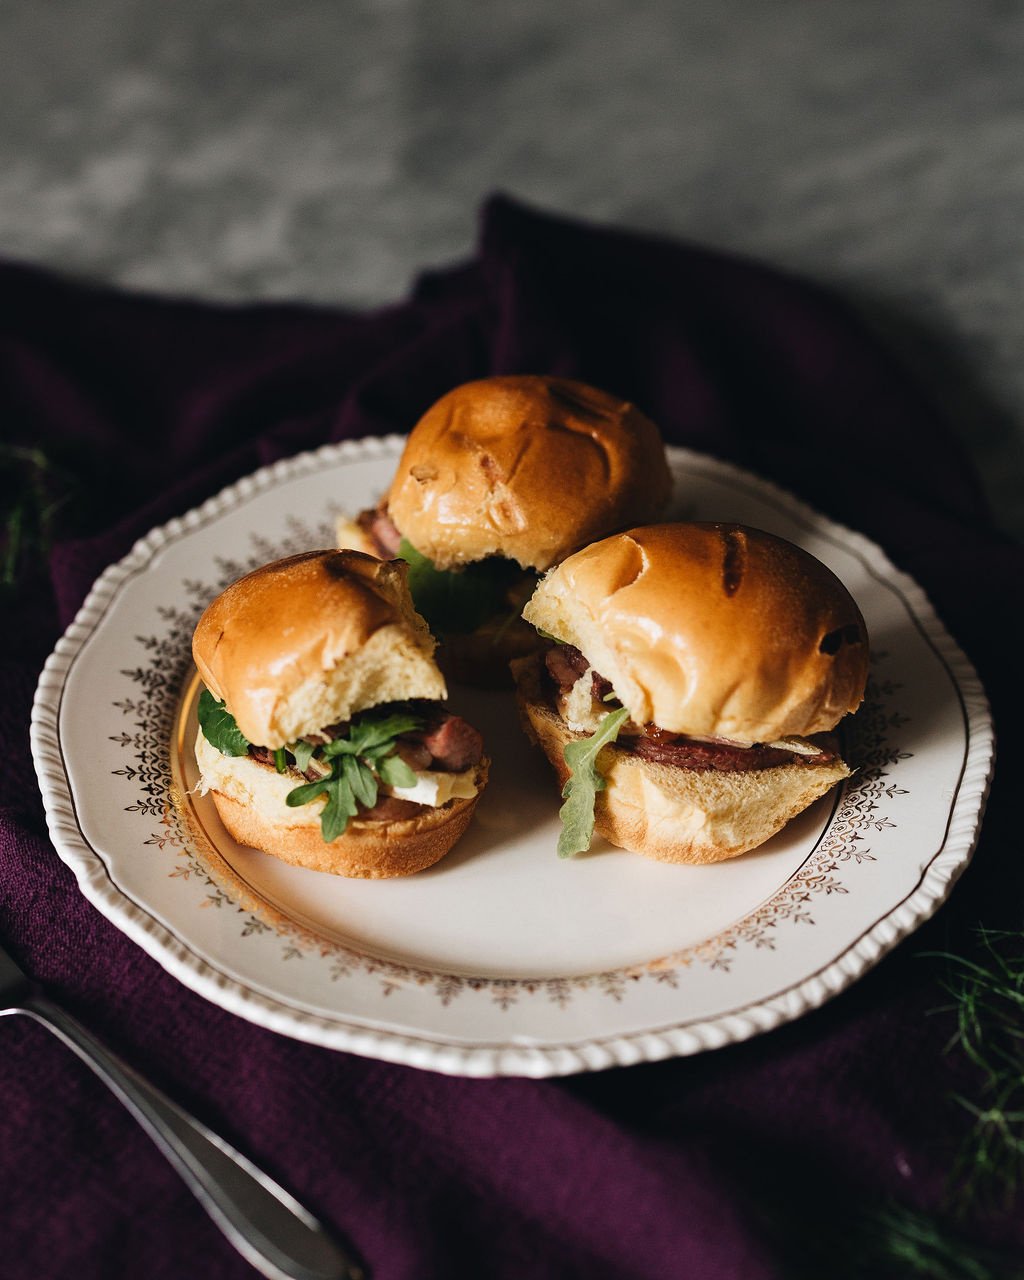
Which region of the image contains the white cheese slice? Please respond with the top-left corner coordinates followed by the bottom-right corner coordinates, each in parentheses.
top-left (383, 767), bottom-right (479, 807)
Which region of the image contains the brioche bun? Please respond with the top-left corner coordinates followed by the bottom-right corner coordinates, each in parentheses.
top-left (192, 550), bottom-right (446, 749)
top-left (523, 523), bottom-right (868, 745)
top-left (195, 732), bottom-right (487, 877)
top-left (512, 655), bottom-right (849, 865)
top-left (386, 376), bottom-right (671, 571)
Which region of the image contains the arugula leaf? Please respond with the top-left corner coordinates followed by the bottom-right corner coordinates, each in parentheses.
top-left (284, 777), bottom-right (332, 807)
top-left (377, 753), bottom-right (417, 789)
top-left (324, 712), bottom-right (422, 758)
top-left (557, 705), bottom-right (631, 859)
top-left (398, 537), bottom-right (529, 636)
top-left (321, 776), bottom-right (359, 842)
top-left (342, 752), bottom-right (378, 810)
top-left (290, 740), bottom-right (316, 774)
top-left (197, 688), bottom-right (251, 757)
top-left (286, 707), bottom-right (424, 842)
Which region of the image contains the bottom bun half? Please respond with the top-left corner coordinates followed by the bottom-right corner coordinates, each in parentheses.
top-left (512, 655), bottom-right (850, 865)
top-left (195, 732), bottom-right (488, 878)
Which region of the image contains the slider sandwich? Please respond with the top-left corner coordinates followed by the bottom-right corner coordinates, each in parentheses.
top-left (192, 550), bottom-right (488, 877)
top-left (338, 375), bottom-right (672, 683)
top-left (513, 523), bottom-right (868, 863)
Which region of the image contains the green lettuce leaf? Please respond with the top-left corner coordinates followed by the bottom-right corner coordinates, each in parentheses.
top-left (397, 537), bottom-right (527, 636)
top-left (197, 688), bottom-right (251, 757)
top-left (557, 705), bottom-right (631, 858)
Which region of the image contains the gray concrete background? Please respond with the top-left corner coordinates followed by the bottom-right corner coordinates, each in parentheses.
top-left (3, 1), bottom-right (1023, 537)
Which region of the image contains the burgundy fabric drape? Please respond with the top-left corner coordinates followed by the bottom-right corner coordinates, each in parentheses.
top-left (1, 196), bottom-right (1018, 1279)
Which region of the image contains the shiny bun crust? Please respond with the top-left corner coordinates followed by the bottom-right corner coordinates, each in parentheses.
top-left (192, 549), bottom-right (446, 749)
top-left (523, 523), bottom-right (868, 743)
top-left (386, 376), bottom-right (672, 571)
top-left (196, 733), bottom-right (488, 878)
top-left (512, 655), bottom-right (849, 864)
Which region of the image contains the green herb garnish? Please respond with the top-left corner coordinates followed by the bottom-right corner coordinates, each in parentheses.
top-left (557, 705), bottom-right (631, 858)
top-left (1, 443), bottom-right (74, 598)
top-left (398, 537), bottom-right (530, 636)
top-left (927, 927), bottom-right (1024, 1214)
top-left (285, 710), bottom-right (422, 842)
top-left (197, 688), bottom-right (251, 757)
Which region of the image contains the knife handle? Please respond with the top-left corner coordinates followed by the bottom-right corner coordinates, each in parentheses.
top-left (17, 996), bottom-right (365, 1280)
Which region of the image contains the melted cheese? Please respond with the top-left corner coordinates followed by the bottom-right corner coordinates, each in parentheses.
top-left (383, 768), bottom-right (479, 807)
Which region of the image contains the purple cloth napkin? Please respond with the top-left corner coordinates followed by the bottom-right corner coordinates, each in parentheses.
top-left (1, 196), bottom-right (1019, 1280)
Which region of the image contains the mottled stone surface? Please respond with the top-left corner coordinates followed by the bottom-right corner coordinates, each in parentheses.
top-left (2, 0), bottom-right (1022, 534)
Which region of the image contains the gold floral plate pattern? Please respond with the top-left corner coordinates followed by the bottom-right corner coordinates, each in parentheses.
top-left (31, 438), bottom-right (995, 1077)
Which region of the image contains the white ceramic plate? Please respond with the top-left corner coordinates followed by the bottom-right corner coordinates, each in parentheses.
top-left (31, 438), bottom-right (994, 1077)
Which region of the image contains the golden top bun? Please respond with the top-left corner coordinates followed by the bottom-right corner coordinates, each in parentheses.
top-left (195, 732), bottom-right (487, 878)
top-left (522, 522), bottom-right (868, 743)
top-left (386, 375), bottom-right (672, 571)
top-left (192, 549), bottom-right (447, 749)
top-left (513, 655), bottom-right (849, 865)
